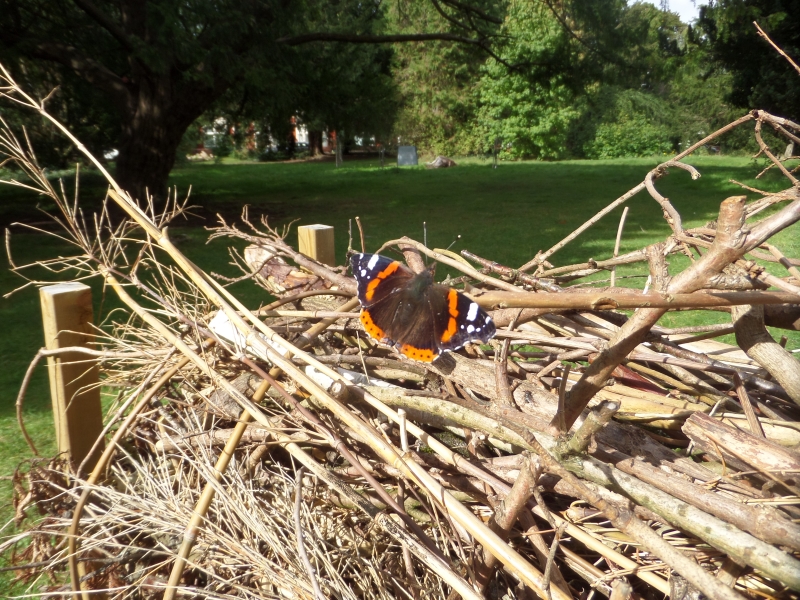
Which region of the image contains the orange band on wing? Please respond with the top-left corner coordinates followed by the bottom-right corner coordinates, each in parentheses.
top-left (399, 344), bottom-right (437, 362)
top-left (360, 310), bottom-right (386, 341)
top-left (365, 261), bottom-right (400, 301)
top-left (440, 289), bottom-right (459, 343)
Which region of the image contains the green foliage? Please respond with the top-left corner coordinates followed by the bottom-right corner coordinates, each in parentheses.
top-left (667, 49), bottom-right (755, 154)
top-left (175, 125), bottom-right (204, 166)
top-left (387, 1), bottom-right (497, 156)
top-left (170, 2), bottom-right (400, 161)
top-left (214, 135), bottom-right (234, 163)
top-left (0, 0), bottom-right (766, 176)
top-left (568, 3), bottom-right (752, 158)
top-left (477, 73), bottom-right (578, 159)
top-left (607, 2), bottom-right (687, 89)
top-left (201, 1), bottom-right (400, 155)
top-left (388, 0), bottom-right (745, 161)
top-left (699, 0), bottom-right (800, 121)
top-left (580, 89), bottom-right (673, 158)
top-left (391, 47), bottom-right (483, 156)
top-left (586, 116), bottom-right (674, 158)
top-left (0, 0), bottom-right (402, 196)
top-left (475, 0), bottom-right (695, 160)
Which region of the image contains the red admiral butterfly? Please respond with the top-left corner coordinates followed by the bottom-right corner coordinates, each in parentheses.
top-left (351, 253), bottom-right (496, 362)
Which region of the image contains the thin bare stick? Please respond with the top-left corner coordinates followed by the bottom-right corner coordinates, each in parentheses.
top-left (540, 249), bottom-right (647, 277)
top-left (563, 400), bottom-right (620, 456)
top-left (15, 345), bottom-right (171, 456)
top-left (754, 21), bottom-right (800, 76)
top-left (553, 364), bottom-right (571, 433)
top-left (7, 67), bottom-right (800, 600)
top-left (542, 523), bottom-right (568, 600)
top-left (355, 216), bottom-right (366, 253)
top-left (610, 207), bottom-right (629, 288)
top-left (732, 304), bottom-right (800, 404)
top-left (275, 432), bottom-right (481, 600)
top-left (517, 429), bottom-right (749, 600)
top-left (398, 409), bottom-right (409, 452)
top-left (519, 183), bottom-right (646, 272)
top-left (395, 478), bottom-right (419, 600)
top-left (378, 236), bottom-right (520, 291)
top-left (461, 249), bottom-right (562, 292)
top-left (734, 373), bottom-right (765, 438)
top-left (755, 116), bottom-right (799, 185)
top-left (77, 347), bottom-right (179, 477)
top-left (520, 114), bottom-right (757, 273)
top-left (254, 289), bottom-right (354, 314)
top-left (163, 406), bottom-right (257, 599)
top-left (557, 194), bottom-right (800, 431)
top-left (495, 337), bottom-right (515, 407)
top-left (68, 349), bottom-right (204, 599)
top-left (765, 243), bottom-right (800, 282)
top-left (295, 467), bottom-right (324, 600)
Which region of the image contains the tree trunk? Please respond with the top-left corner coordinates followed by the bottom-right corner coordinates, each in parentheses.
top-left (308, 130), bottom-right (323, 156)
top-left (115, 76), bottom-right (211, 202)
top-left (116, 124), bottom-right (182, 203)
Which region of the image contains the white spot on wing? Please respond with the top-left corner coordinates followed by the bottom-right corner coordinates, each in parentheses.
top-left (367, 254), bottom-right (379, 270)
top-left (466, 302), bottom-right (479, 322)
top-left (467, 324), bottom-right (475, 333)
top-left (360, 269), bottom-right (367, 276)
top-left (485, 316), bottom-right (491, 323)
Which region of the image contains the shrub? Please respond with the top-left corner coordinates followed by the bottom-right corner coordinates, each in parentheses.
top-left (586, 115), bottom-right (674, 158)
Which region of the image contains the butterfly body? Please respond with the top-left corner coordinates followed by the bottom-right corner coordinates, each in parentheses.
top-left (351, 253), bottom-right (496, 362)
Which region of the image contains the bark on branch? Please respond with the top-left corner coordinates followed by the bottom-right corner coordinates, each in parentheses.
top-left (555, 195), bottom-right (800, 431)
top-left (475, 289), bottom-right (800, 310)
top-left (732, 304), bottom-right (800, 405)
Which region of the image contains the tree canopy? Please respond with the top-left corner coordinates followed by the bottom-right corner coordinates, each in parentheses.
top-left (699, 0), bottom-right (800, 122)
top-left (1, 0), bottom-right (501, 199)
top-left (388, 0), bottom-right (753, 159)
top-left (4, 0), bottom-right (287, 198)
top-left (1, 0), bottom-right (794, 192)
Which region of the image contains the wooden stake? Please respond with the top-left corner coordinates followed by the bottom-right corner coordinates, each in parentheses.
top-left (40, 282), bottom-right (104, 471)
top-left (298, 224), bottom-right (335, 266)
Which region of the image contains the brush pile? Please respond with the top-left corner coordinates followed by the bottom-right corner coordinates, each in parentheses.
top-left (2, 66), bottom-right (800, 600)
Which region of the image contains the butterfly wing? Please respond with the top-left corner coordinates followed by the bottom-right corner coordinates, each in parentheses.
top-left (351, 253), bottom-right (415, 308)
top-left (430, 285), bottom-right (496, 353)
top-left (351, 253), bottom-right (415, 345)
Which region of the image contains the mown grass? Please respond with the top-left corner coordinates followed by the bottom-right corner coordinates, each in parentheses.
top-left (1, 154), bottom-right (798, 589)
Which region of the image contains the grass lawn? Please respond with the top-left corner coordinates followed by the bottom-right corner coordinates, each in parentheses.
top-left (1, 154), bottom-right (798, 588)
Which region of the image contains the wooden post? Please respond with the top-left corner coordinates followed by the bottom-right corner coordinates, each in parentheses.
top-left (40, 282), bottom-right (104, 471)
top-left (298, 224), bottom-right (335, 266)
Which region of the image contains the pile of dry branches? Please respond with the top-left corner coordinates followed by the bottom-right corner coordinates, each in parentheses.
top-left (2, 62), bottom-right (800, 600)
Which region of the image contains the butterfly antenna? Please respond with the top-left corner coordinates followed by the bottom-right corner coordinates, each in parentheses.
top-left (446, 234), bottom-right (462, 251)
